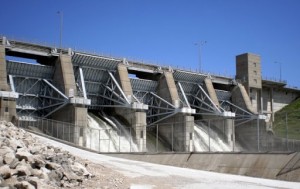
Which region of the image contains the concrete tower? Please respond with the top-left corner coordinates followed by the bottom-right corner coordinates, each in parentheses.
top-left (236, 53), bottom-right (262, 113)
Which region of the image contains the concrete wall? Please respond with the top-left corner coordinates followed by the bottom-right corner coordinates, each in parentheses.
top-left (272, 89), bottom-right (298, 112)
top-left (108, 152), bottom-right (300, 182)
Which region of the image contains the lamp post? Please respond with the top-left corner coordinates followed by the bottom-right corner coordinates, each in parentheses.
top-left (57, 11), bottom-right (63, 51)
top-left (194, 41), bottom-right (207, 73)
top-left (274, 61), bottom-right (282, 81)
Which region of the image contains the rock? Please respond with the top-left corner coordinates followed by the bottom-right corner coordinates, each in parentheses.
top-left (45, 162), bottom-right (60, 170)
top-left (71, 162), bottom-right (91, 177)
top-left (9, 159), bottom-right (21, 169)
top-left (48, 169), bottom-right (63, 183)
top-left (0, 147), bottom-right (14, 157)
top-left (15, 148), bottom-right (32, 162)
top-left (0, 165), bottom-right (12, 179)
top-left (29, 146), bottom-right (40, 155)
top-left (27, 177), bottom-right (41, 189)
top-left (14, 164), bottom-right (32, 177)
top-left (3, 152), bottom-right (15, 165)
top-left (0, 156), bottom-right (4, 166)
top-left (14, 181), bottom-right (35, 189)
top-left (29, 155), bottom-right (45, 169)
top-left (1, 121), bottom-right (94, 188)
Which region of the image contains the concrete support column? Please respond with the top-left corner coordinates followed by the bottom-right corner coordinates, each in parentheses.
top-left (0, 45), bottom-right (9, 91)
top-left (0, 45), bottom-right (17, 122)
top-left (53, 54), bottom-right (77, 96)
top-left (232, 84), bottom-right (256, 114)
top-left (115, 108), bottom-right (147, 152)
top-left (203, 78), bottom-right (220, 107)
top-left (224, 119), bottom-right (235, 149)
top-left (157, 71), bottom-right (194, 152)
top-left (157, 71), bottom-right (180, 106)
top-left (115, 63), bottom-right (147, 152)
top-left (51, 54), bottom-right (87, 144)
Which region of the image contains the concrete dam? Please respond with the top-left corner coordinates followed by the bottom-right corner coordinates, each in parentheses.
top-left (1, 36), bottom-right (300, 154)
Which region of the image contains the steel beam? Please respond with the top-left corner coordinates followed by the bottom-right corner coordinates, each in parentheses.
top-left (178, 82), bottom-right (191, 108)
top-left (42, 79), bottom-right (68, 99)
top-left (107, 71), bottom-right (130, 104)
top-left (79, 67), bottom-right (87, 99)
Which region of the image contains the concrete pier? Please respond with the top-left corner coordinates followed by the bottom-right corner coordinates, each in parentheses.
top-left (157, 71), bottom-right (194, 152)
top-left (115, 64), bottom-right (147, 151)
top-left (0, 44), bottom-right (17, 122)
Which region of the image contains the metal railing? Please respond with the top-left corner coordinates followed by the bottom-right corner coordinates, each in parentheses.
top-left (1, 109), bottom-right (300, 153)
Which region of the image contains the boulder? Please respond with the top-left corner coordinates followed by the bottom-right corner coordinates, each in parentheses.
top-left (0, 165), bottom-right (12, 179)
top-left (3, 152), bottom-right (15, 165)
top-left (0, 147), bottom-right (13, 157)
top-left (14, 164), bottom-right (32, 177)
top-left (45, 162), bottom-right (60, 170)
top-left (29, 155), bottom-right (45, 169)
top-left (71, 162), bottom-right (91, 177)
top-left (9, 159), bottom-right (21, 169)
top-left (14, 181), bottom-right (35, 189)
top-left (15, 148), bottom-right (32, 162)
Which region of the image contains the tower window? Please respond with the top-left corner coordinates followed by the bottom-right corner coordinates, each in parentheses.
top-left (254, 79), bottom-right (257, 83)
top-left (253, 62), bottom-right (257, 67)
top-left (254, 70), bottom-right (257, 75)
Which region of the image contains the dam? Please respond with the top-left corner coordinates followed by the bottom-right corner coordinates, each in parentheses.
top-left (0, 36), bottom-right (300, 153)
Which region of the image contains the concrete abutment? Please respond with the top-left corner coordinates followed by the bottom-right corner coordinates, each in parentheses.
top-left (0, 44), bottom-right (17, 122)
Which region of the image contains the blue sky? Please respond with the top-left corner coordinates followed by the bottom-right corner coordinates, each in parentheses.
top-left (1, 0), bottom-right (300, 87)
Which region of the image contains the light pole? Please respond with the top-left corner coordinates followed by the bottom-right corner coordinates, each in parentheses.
top-left (57, 11), bottom-right (63, 51)
top-left (274, 61), bottom-right (282, 81)
top-left (195, 41), bottom-right (207, 73)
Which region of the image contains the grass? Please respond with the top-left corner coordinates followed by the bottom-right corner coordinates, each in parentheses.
top-left (273, 98), bottom-right (300, 140)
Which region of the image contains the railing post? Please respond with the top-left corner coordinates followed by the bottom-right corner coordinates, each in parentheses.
top-left (99, 129), bottom-right (101, 152)
top-left (286, 112), bottom-right (288, 151)
top-left (171, 123), bottom-right (174, 152)
top-left (90, 128), bottom-right (92, 150)
top-left (156, 124), bottom-right (158, 152)
top-left (119, 129), bottom-right (121, 152)
top-left (257, 117), bottom-right (260, 152)
top-left (208, 120), bottom-right (211, 152)
top-left (232, 119), bottom-right (235, 152)
top-left (130, 128), bottom-right (132, 152)
top-left (108, 129), bottom-right (111, 152)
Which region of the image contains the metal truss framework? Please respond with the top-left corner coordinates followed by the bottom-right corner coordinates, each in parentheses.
top-left (74, 66), bottom-right (131, 109)
top-left (130, 78), bottom-right (187, 126)
top-left (9, 75), bottom-right (69, 120)
top-left (220, 100), bottom-right (258, 126)
top-left (133, 90), bottom-right (177, 125)
top-left (177, 81), bottom-right (224, 116)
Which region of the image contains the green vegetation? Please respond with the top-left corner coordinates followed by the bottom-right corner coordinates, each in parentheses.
top-left (273, 98), bottom-right (300, 140)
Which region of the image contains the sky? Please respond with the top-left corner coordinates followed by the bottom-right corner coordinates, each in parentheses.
top-left (1, 0), bottom-right (300, 87)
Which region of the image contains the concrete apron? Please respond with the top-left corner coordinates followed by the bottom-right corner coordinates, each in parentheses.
top-left (107, 152), bottom-right (300, 182)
